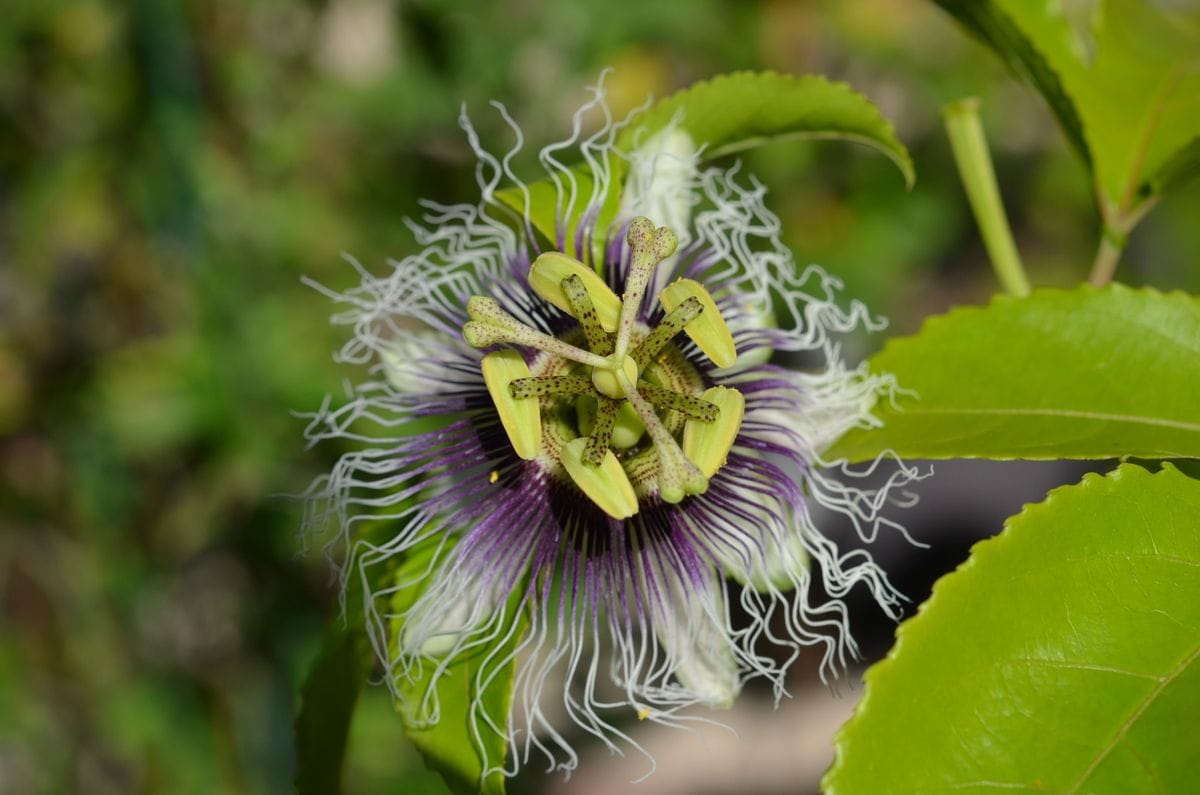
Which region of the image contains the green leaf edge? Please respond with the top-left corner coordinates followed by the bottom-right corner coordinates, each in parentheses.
top-left (821, 462), bottom-right (1198, 793)
top-left (826, 282), bottom-right (1200, 463)
top-left (619, 70), bottom-right (915, 188)
top-left (932, 0), bottom-right (1090, 168)
top-left (1150, 134), bottom-right (1200, 196)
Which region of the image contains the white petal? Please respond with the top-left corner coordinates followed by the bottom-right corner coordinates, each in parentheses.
top-left (380, 329), bottom-right (469, 395)
top-left (400, 563), bottom-right (504, 658)
top-left (713, 502), bottom-right (810, 594)
top-left (621, 126), bottom-right (699, 234)
top-left (657, 571), bottom-right (740, 708)
top-left (751, 363), bottom-right (884, 458)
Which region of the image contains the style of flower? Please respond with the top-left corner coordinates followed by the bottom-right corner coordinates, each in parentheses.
top-left (302, 80), bottom-right (920, 779)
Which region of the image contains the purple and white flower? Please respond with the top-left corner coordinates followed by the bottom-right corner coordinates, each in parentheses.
top-left (302, 80), bottom-right (920, 779)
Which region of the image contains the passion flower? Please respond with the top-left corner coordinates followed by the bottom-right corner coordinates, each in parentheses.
top-left (302, 79), bottom-right (919, 779)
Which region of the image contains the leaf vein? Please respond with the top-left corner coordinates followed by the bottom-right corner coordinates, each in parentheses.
top-left (1064, 638), bottom-right (1200, 793)
top-left (1008, 658), bottom-right (1161, 682)
top-left (898, 406), bottom-right (1200, 434)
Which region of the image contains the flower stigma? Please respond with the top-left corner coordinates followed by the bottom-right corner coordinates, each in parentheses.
top-left (462, 216), bottom-right (742, 515)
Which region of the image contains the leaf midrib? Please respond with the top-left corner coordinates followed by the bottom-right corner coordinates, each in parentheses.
top-left (892, 406), bottom-right (1200, 433)
top-left (1064, 638), bottom-right (1200, 793)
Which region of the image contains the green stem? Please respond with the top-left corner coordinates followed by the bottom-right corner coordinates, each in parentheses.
top-left (942, 98), bottom-right (1031, 297)
top-left (1089, 228), bottom-right (1125, 287)
top-left (1088, 194), bottom-right (1159, 286)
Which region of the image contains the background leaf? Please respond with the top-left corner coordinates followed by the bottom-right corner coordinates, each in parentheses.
top-left (827, 285), bottom-right (1200, 461)
top-left (294, 623), bottom-right (373, 795)
top-left (496, 160), bottom-right (628, 267)
top-left (619, 71), bottom-right (914, 187)
top-left (390, 541), bottom-right (525, 795)
top-left (935, 0), bottom-right (1200, 211)
top-left (824, 463), bottom-right (1200, 793)
top-left (932, 0), bottom-right (1090, 164)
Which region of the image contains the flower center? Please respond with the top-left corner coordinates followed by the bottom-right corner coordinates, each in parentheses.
top-left (462, 217), bottom-right (745, 518)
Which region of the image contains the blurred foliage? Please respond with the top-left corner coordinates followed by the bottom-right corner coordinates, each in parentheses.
top-left (0, 1), bottom-right (1196, 794)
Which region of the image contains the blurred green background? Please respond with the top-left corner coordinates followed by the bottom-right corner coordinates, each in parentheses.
top-left (2, 1), bottom-right (1197, 793)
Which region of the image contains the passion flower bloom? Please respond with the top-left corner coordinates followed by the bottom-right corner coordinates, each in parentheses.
top-left (303, 81), bottom-right (920, 778)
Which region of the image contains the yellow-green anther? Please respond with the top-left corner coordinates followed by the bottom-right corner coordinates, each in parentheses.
top-left (591, 355), bottom-right (639, 399)
top-left (631, 296), bottom-right (703, 367)
top-left (509, 375), bottom-right (594, 399)
top-left (480, 349), bottom-right (541, 460)
top-left (583, 397), bottom-right (619, 465)
top-left (682, 386), bottom-right (744, 478)
top-left (616, 367), bottom-right (706, 504)
top-left (577, 396), bottom-right (645, 449)
top-left (659, 279), bottom-right (737, 368)
top-left (561, 437), bottom-right (639, 519)
top-left (463, 295), bottom-right (609, 369)
top-left (637, 383), bottom-right (719, 423)
top-left (561, 274), bottom-right (612, 355)
top-left (613, 217), bottom-right (679, 362)
top-left (529, 252), bottom-right (621, 332)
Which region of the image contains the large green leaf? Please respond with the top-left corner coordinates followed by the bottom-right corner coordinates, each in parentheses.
top-left (824, 463), bottom-right (1200, 793)
top-left (827, 285), bottom-right (1200, 461)
top-left (618, 71), bottom-right (914, 187)
top-left (936, 0), bottom-right (1200, 212)
top-left (390, 541), bottom-right (525, 795)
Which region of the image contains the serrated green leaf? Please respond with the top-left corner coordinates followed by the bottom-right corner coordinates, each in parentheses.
top-left (936, 0), bottom-right (1200, 209)
top-left (824, 463), bottom-right (1200, 793)
top-left (391, 541), bottom-right (524, 795)
top-left (619, 71), bottom-right (914, 187)
top-left (828, 285), bottom-right (1200, 461)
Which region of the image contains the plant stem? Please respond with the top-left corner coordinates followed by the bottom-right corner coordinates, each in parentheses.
top-left (942, 98), bottom-right (1031, 297)
top-left (1089, 228), bottom-right (1125, 287)
top-left (1088, 194), bottom-right (1159, 286)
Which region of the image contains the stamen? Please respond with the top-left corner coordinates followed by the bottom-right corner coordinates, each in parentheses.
top-left (613, 217), bottom-right (678, 362)
top-left (560, 437), bottom-right (639, 519)
top-left (682, 386), bottom-right (745, 478)
top-left (659, 279), bottom-right (738, 368)
top-left (562, 274), bottom-right (612, 355)
top-left (480, 349), bottom-right (542, 460)
top-left (584, 396), bottom-right (618, 465)
top-left (630, 296), bottom-right (703, 367)
top-left (529, 252), bottom-right (621, 332)
top-left (637, 383), bottom-right (719, 423)
top-left (509, 376), bottom-right (594, 399)
top-left (464, 296), bottom-right (610, 369)
top-left (615, 368), bottom-right (707, 504)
